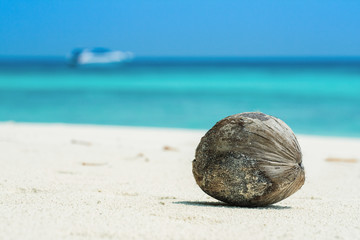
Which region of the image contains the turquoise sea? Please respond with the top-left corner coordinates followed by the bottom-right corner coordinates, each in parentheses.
top-left (0, 57), bottom-right (360, 137)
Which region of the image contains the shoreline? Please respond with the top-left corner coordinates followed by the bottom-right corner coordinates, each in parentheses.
top-left (2, 121), bottom-right (360, 139)
top-left (0, 122), bottom-right (359, 239)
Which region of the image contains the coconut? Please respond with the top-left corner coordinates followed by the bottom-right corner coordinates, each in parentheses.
top-left (193, 112), bottom-right (305, 207)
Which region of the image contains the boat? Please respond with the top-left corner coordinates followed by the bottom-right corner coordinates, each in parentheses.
top-left (68, 47), bottom-right (133, 67)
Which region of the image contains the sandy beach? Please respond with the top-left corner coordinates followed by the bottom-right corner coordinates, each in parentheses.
top-left (0, 122), bottom-right (359, 240)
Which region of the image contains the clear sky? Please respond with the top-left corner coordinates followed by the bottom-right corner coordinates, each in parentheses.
top-left (1, 0), bottom-right (360, 57)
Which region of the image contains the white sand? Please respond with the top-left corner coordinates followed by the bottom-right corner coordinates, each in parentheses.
top-left (0, 123), bottom-right (359, 240)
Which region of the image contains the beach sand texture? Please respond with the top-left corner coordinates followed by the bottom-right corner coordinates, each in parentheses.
top-left (0, 123), bottom-right (359, 240)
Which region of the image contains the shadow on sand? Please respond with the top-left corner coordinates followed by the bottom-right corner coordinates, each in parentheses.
top-left (173, 201), bottom-right (291, 210)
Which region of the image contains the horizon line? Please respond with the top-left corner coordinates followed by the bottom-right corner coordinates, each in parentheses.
top-left (2, 55), bottom-right (360, 59)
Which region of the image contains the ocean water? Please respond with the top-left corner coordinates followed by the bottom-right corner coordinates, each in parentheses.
top-left (0, 57), bottom-right (360, 137)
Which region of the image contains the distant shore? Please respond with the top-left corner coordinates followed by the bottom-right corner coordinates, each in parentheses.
top-left (0, 122), bottom-right (359, 239)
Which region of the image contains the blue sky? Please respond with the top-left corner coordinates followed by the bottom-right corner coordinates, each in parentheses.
top-left (1, 0), bottom-right (360, 57)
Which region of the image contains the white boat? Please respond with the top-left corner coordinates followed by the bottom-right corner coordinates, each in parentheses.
top-left (68, 48), bottom-right (133, 67)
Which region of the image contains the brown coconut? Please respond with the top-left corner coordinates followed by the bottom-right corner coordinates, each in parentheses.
top-left (192, 112), bottom-right (305, 207)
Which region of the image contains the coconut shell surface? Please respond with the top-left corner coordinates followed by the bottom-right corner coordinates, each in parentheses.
top-left (193, 112), bottom-right (305, 207)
